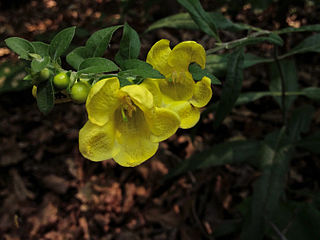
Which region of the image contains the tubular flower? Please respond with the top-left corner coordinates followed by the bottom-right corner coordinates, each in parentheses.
top-left (79, 77), bottom-right (180, 167)
top-left (144, 39), bottom-right (212, 129)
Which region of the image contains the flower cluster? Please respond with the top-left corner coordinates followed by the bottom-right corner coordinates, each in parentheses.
top-left (79, 40), bottom-right (213, 167)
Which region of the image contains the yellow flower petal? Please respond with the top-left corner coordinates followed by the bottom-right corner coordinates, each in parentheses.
top-left (168, 41), bottom-right (206, 72)
top-left (146, 39), bottom-right (173, 76)
top-left (113, 108), bottom-right (158, 167)
top-left (140, 78), bottom-right (162, 107)
top-left (146, 107), bottom-right (180, 142)
top-left (167, 101), bottom-right (200, 129)
top-left (158, 71), bottom-right (195, 102)
top-left (79, 120), bottom-right (119, 162)
top-left (86, 77), bottom-right (120, 126)
top-left (190, 76), bottom-right (212, 108)
top-left (120, 84), bottom-right (154, 112)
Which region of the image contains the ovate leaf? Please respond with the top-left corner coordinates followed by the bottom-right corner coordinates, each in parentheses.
top-left (78, 57), bottom-right (119, 74)
top-left (5, 37), bottom-right (35, 60)
top-left (115, 23), bottom-right (140, 66)
top-left (86, 25), bottom-right (122, 57)
top-left (66, 47), bottom-right (91, 70)
top-left (36, 77), bottom-right (54, 114)
top-left (49, 26), bottom-right (76, 61)
top-left (32, 42), bottom-right (49, 57)
top-left (31, 56), bottom-right (50, 72)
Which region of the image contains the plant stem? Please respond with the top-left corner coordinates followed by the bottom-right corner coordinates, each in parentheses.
top-left (273, 46), bottom-right (287, 126)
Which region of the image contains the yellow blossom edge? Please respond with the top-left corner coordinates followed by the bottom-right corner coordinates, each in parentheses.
top-left (86, 77), bottom-right (120, 126)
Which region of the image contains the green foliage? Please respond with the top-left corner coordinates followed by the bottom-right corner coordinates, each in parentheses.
top-left (115, 23), bottom-right (141, 67)
top-left (78, 57), bottom-right (119, 74)
top-left (5, 37), bottom-right (35, 60)
top-left (177, 0), bottom-right (220, 41)
top-left (49, 26), bottom-right (76, 61)
top-left (36, 77), bottom-right (54, 114)
top-left (213, 48), bottom-right (244, 128)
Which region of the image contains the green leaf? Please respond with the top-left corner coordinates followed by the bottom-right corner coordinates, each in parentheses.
top-left (286, 33), bottom-right (320, 56)
top-left (146, 13), bottom-right (197, 32)
top-left (236, 91), bottom-right (273, 105)
top-left (206, 53), bottom-right (272, 77)
top-left (269, 59), bottom-right (299, 110)
top-left (275, 24), bottom-right (320, 34)
top-left (86, 25), bottom-right (122, 57)
top-left (115, 23), bottom-right (141, 66)
top-left (31, 56), bottom-right (50, 73)
top-left (78, 57), bottom-right (119, 74)
top-left (240, 129), bottom-right (292, 240)
top-left (302, 87), bottom-right (320, 101)
top-left (49, 26), bottom-right (76, 61)
top-left (36, 77), bottom-right (54, 114)
top-left (177, 0), bottom-right (220, 40)
top-left (120, 59), bottom-right (164, 79)
top-left (66, 47), bottom-right (91, 70)
top-left (164, 140), bottom-right (260, 180)
top-left (213, 48), bottom-right (244, 128)
top-left (297, 130), bottom-right (320, 154)
top-left (32, 42), bottom-right (49, 57)
top-left (287, 105), bottom-right (314, 142)
top-left (189, 63), bottom-right (221, 84)
top-left (146, 12), bottom-right (249, 33)
top-left (5, 37), bottom-right (35, 60)
top-left (226, 33), bottom-right (284, 49)
top-left (267, 202), bottom-right (320, 240)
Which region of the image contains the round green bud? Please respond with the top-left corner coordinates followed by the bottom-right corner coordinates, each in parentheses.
top-left (70, 82), bottom-right (90, 104)
top-left (53, 72), bottom-right (70, 89)
top-left (39, 68), bottom-right (51, 81)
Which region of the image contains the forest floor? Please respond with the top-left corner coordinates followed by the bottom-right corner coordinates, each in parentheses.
top-left (0, 1), bottom-right (319, 239)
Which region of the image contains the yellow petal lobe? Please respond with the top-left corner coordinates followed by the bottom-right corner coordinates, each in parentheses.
top-left (146, 39), bottom-right (173, 76)
top-left (190, 76), bottom-right (212, 108)
top-left (168, 41), bottom-right (206, 72)
top-left (79, 120), bottom-right (119, 161)
top-left (86, 77), bottom-right (120, 126)
top-left (120, 84), bottom-right (154, 112)
top-left (158, 72), bottom-right (195, 102)
top-left (146, 107), bottom-right (180, 142)
top-left (168, 101), bottom-right (201, 129)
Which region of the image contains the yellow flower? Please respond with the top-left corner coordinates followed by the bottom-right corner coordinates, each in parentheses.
top-left (79, 77), bottom-right (180, 167)
top-left (144, 39), bottom-right (212, 129)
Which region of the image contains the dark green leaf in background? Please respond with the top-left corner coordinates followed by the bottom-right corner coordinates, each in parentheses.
top-left (165, 140), bottom-right (260, 180)
top-left (146, 12), bottom-right (250, 33)
top-left (49, 26), bottom-right (76, 61)
top-left (177, 0), bottom-right (220, 41)
top-left (78, 57), bottom-right (119, 74)
top-left (269, 59), bottom-right (299, 110)
top-left (189, 63), bottom-right (221, 84)
top-left (275, 24), bottom-right (320, 34)
top-left (213, 47), bottom-right (244, 128)
top-left (115, 23), bottom-right (141, 67)
top-left (285, 33), bottom-right (320, 57)
top-left (240, 128), bottom-right (292, 240)
top-left (5, 37), bottom-right (35, 60)
top-left (36, 77), bottom-right (54, 114)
